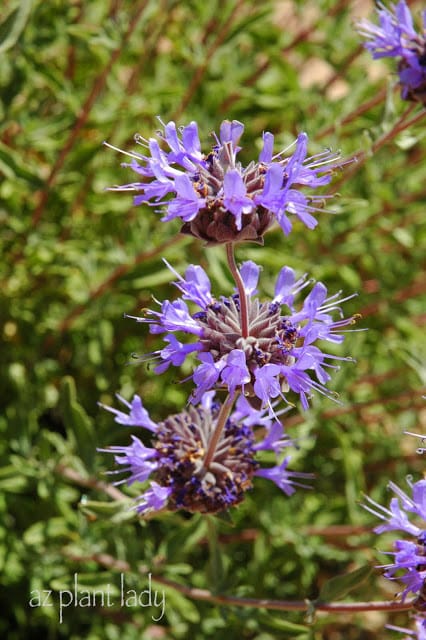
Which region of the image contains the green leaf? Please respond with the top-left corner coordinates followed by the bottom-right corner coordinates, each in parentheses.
top-left (257, 610), bottom-right (310, 633)
top-left (23, 518), bottom-right (72, 546)
top-left (78, 498), bottom-right (135, 523)
top-left (159, 586), bottom-right (200, 624)
top-left (0, 471), bottom-right (28, 493)
top-left (0, 142), bottom-right (43, 186)
top-left (315, 565), bottom-right (373, 604)
top-left (0, 0), bottom-right (32, 54)
top-left (59, 377), bottom-right (95, 469)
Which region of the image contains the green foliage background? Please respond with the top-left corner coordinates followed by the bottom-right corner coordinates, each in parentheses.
top-left (1, 0), bottom-right (425, 638)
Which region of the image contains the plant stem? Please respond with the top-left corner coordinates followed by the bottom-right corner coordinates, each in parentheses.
top-left (226, 242), bottom-right (249, 338)
top-left (202, 393), bottom-right (236, 471)
top-left (65, 548), bottom-right (415, 615)
top-left (332, 104), bottom-right (425, 192)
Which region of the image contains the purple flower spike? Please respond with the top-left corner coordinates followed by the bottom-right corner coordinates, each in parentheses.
top-left (357, 1), bottom-right (426, 104)
top-left (364, 478), bottom-right (426, 603)
top-left (131, 259), bottom-right (357, 411)
top-left (106, 118), bottom-right (342, 245)
top-left (101, 392), bottom-right (307, 515)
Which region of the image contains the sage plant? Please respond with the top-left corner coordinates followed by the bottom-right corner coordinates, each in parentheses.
top-left (98, 2), bottom-right (426, 635)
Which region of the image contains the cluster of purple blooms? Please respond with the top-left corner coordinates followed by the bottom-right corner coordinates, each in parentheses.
top-left (106, 118), bottom-right (340, 245)
top-left (357, 0), bottom-right (426, 104)
top-left (132, 259), bottom-right (356, 410)
top-left (362, 431), bottom-right (426, 639)
top-left (100, 391), bottom-right (311, 515)
top-left (364, 478), bottom-right (426, 636)
top-left (102, 116), bottom-right (353, 516)
top-left (365, 479), bottom-right (426, 604)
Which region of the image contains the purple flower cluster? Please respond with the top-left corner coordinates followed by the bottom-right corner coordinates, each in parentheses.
top-left (100, 392), bottom-right (311, 515)
top-left (364, 478), bottom-right (426, 605)
top-left (131, 259), bottom-right (356, 410)
top-left (357, 1), bottom-right (426, 104)
top-left (102, 116), bottom-right (358, 518)
top-left (106, 119), bottom-right (341, 244)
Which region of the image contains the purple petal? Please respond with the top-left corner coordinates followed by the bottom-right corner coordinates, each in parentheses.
top-left (182, 264), bottom-right (213, 307)
top-left (221, 349), bottom-right (251, 394)
top-left (254, 163), bottom-right (284, 213)
top-left (149, 299), bottom-right (202, 335)
top-left (136, 481), bottom-right (171, 514)
top-left (164, 121), bottom-right (181, 153)
top-left (163, 173), bottom-right (205, 222)
top-left (259, 131), bottom-right (274, 163)
top-left (219, 120), bottom-right (244, 147)
top-left (240, 260), bottom-right (260, 295)
top-left (155, 335), bottom-right (200, 373)
top-left (223, 170), bottom-right (253, 229)
top-left (256, 456), bottom-right (313, 496)
top-left (100, 435), bottom-right (158, 485)
top-left (255, 421), bottom-right (293, 454)
top-left (275, 210), bottom-right (293, 235)
top-left (192, 353), bottom-right (224, 403)
top-left (409, 480), bottom-right (426, 519)
top-left (273, 266), bottom-right (296, 306)
top-left (100, 394), bottom-right (157, 431)
top-left (164, 260), bottom-right (212, 309)
top-left (253, 364), bottom-right (282, 404)
top-left (181, 121), bottom-right (202, 159)
top-left (285, 190), bottom-right (318, 229)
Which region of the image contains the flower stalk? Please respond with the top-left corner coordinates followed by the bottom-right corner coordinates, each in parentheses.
top-left (226, 242), bottom-right (249, 338)
top-left (201, 392), bottom-right (236, 472)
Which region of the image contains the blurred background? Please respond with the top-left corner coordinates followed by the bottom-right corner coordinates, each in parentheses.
top-left (1, 0), bottom-right (425, 638)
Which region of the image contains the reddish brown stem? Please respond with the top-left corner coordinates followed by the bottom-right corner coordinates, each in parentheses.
top-left (64, 549), bottom-right (414, 615)
top-left (226, 242), bottom-right (249, 338)
top-left (202, 393), bottom-right (235, 471)
top-left (332, 104), bottom-right (425, 192)
top-left (55, 463), bottom-right (127, 502)
top-left (316, 87), bottom-right (388, 140)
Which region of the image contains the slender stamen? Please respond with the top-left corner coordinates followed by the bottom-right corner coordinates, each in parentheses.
top-left (103, 141), bottom-right (145, 161)
top-left (226, 243), bottom-right (249, 338)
